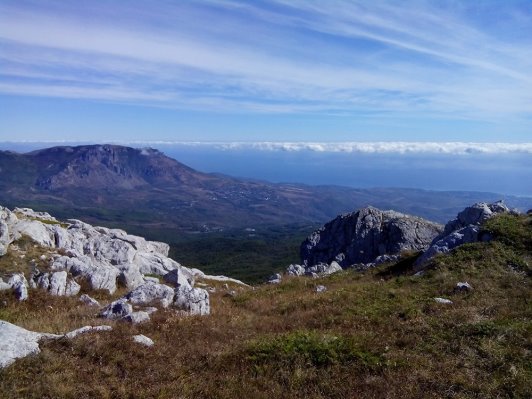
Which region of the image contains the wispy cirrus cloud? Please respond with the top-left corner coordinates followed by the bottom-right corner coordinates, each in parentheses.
top-left (0, 0), bottom-right (531, 122)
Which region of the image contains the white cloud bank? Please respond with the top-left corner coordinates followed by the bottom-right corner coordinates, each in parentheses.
top-left (128, 141), bottom-right (532, 155)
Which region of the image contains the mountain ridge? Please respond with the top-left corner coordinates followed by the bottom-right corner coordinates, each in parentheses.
top-left (1, 144), bottom-right (530, 235)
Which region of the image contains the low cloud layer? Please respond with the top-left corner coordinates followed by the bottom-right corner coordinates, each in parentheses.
top-left (130, 141), bottom-right (532, 155)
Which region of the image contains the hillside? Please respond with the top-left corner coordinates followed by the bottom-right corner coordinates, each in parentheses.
top-left (0, 205), bottom-right (530, 398)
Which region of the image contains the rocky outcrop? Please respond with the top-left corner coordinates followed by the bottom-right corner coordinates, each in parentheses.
top-left (0, 205), bottom-right (214, 315)
top-left (0, 206), bottom-right (189, 295)
top-left (415, 201), bottom-right (512, 266)
top-left (300, 206), bottom-right (442, 270)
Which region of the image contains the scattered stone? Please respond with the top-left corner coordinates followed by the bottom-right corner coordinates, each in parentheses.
top-left (286, 264), bottom-right (305, 276)
top-left (305, 261), bottom-right (343, 276)
top-left (268, 273), bottom-right (282, 284)
top-left (455, 282), bottom-right (473, 292)
top-left (193, 269), bottom-right (249, 286)
top-left (316, 285), bottom-right (327, 293)
top-left (434, 297), bottom-right (453, 304)
top-left (132, 334), bottom-right (154, 347)
top-left (143, 307), bottom-right (158, 315)
top-left (123, 311), bottom-right (150, 324)
top-left (64, 325), bottom-right (112, 339)
top-left (79, 294), bottom-right (101, 307)
top-left (99, 299), bottom-right (132, 319)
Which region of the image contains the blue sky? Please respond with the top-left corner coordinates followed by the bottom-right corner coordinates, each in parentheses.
top-left (0, 0), bottom-right (531, 143)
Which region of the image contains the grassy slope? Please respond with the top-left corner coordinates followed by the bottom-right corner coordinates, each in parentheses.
top-left (0, 213), bottom-right (530, 398)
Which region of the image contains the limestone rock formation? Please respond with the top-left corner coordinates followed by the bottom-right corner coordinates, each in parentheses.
top-left (0, 205), bottom-right (214, 315)
top-left (300, 206), bottom-right (442, 270)
top-left (416, 201), bottom-right (512, 266)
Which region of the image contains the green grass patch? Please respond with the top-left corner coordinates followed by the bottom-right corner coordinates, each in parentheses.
top-left (246, 330), bottom-right (384, 369)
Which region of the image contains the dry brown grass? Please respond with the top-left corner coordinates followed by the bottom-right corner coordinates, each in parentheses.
top-left (0, 214), bottom-right (531, 398)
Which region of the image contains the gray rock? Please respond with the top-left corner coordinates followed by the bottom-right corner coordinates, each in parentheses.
top-left (0, 320), bottom-right (61, 368)
top-left (49, 271), bottom-right (68, 296)
top-left (117, 264), bottom-right (145, 290)
top-left (301, 206), bottom-right (442, 269)
top-left (303, 261), bottom-right (343, 276)
top-left (316, 285), bottom-right (327, 293)
top-left (99, 299), bottom-right (132, 319)
top-left (132, 334), bottom-right (154, 347)
top-left (135, 252), bottom-right (179, 276)
top-left (65, 279), bottom-right (81, 296)
top-left (455, 282), bottom-right (473, 292)
top-left (0, 278), bottom-right (12, 291)
top-left (0, 220), bottom-right (9, 256)
top-left (88, 265), bottom-right (120, 294)
top-left (173, 286), bottom-right (210, 315)
top-left (416, 201), bottom-right (511, 266)
top-left (64, 325), bottom-right (112, 339)
top-left (123, 311), bottom-right (150, 324)
top-left (434, 297), bottom-right (453, 304)
top-left (286, 264), bottom-right (305, 276)
top-left (79, 294), bottom-right (100, 307)
top-left (126, 282), bottom-right (175, 308)
top-left (163, 267), bottom-right (193, 288)
top-left (0, 320), bottom-right (113, 368)
top-left (268, 273), bottom-right (282, 284)
top-left (8, 273), bottom-right (28, 301)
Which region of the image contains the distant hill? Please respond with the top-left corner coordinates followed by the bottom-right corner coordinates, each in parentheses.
top-left (1, 144), bottom-right (530, 235)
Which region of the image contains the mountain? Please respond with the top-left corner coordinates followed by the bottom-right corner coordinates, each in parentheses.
top-left (1, 144), bottom-right (530, 236)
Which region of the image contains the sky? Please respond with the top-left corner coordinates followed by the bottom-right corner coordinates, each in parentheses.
top-left (0, 0), bottom-right (532, 143)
